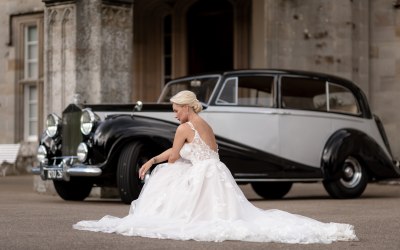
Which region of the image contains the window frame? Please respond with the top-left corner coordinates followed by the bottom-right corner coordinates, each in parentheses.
top-left (215, 75), bottom-right (276, 107)
top-left (216, 77), bottom-right (238, 105)
top-left (12, 13), bottom-right (44, 142)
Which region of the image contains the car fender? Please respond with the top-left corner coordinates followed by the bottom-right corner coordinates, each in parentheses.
top-left (92, 115), bottom-right (177, 169)
top-left (321, 129), bottom-right (396, 180)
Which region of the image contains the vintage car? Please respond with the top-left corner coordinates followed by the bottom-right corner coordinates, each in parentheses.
top-left (32, 69), bottom-right (400, 203)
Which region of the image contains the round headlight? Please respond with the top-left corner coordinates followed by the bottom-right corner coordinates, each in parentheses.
top-left (37, 145), bottom-right (47, 163)
top-left (77, 143), bottom-right (88, 162)
top-left (46, 114), bottom-right (61, 137)
top-left (80, 109), bottom-right (99, 135)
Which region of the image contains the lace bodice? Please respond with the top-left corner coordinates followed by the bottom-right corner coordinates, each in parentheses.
top-left (179, 122), bottom-right (219, 163)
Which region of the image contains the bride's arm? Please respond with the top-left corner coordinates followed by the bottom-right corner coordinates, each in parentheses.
top-left (139, 148), bottom-right (171, 180)
top-left (138, 124), bottom-right (190, 179)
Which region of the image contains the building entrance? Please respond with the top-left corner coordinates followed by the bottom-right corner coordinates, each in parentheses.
top-left (187, 0), bottom-right (233, 74)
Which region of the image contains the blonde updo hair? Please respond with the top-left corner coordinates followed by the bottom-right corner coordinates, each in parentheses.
top-left (170, 90), bottom-right (203, 113)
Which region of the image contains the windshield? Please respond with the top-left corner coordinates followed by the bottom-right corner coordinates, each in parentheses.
top-left (158, 76), bottom-right (220, 104)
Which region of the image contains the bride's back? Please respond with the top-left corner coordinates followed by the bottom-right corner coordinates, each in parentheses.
top-left (189, 118), bottom-right (218, 152)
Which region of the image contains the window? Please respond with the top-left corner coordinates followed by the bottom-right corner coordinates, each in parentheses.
top-left (13, 13), bottom-right (44, 142)
top-left (25, 25), bottom-right (38, 80)
top-left (327, 83), bottom-right (359, 114)
top-left (216, 78), bottom-right (238, 104)
top-left (23, 25), bottom-right (39, 141)
top-left (281, 77), bottom-right (326, 111)
top-left (24, 85), bottom-right (38, 140)
top-left (159, 76), bottom-right (220, 103)
top-left (216, 76), bottom-right (275, 107)
top-left (280, 77), bottom-right (360, 115)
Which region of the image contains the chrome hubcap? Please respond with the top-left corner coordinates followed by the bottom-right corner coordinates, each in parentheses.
top-left (343, 167), bottom-right (354, 178)
top-left (340, 156), bottom-right (362, 188)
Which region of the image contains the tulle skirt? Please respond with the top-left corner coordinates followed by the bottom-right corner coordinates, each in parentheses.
top-left (73, 159), bottom-right (357, 244)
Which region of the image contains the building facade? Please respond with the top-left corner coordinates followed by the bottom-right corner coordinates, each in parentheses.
top-left (1, 0), bottom-right (400, 179)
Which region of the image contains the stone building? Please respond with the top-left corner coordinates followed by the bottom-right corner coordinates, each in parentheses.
top-left (0, 0), bottom-right (399, 181)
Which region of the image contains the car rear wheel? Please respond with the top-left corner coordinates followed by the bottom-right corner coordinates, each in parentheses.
top-left (251, 182), bottom-right (293, 199)
top-left (117, 142), bottom-right (150, 204)
top-left (53, 178), bottom-right (92, 201)
top-left (323, 156), bottom-right (368, 199)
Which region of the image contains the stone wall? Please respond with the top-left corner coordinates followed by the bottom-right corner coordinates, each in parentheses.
top-left (0, 0), bottom-right (44, 144)
top-left (264, 0), bottom-right (369, 93)
top-left (370, 0), bottom-right (400, 159)
top-left (44, 0), bottom-right (133, 117)
top-left (262, 0), bottom-right (399, 159)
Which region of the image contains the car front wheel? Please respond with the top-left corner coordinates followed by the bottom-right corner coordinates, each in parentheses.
top-left (53, 178), bottom-right (92, 201)
top-left (117, 142), bottom-right (149, 204)
top-left (323, 156), bottom-right (368, 199)
top-left (251, 182), bottom-right (293, 199)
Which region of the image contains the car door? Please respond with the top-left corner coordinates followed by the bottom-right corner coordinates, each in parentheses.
top-left (277, 76), bottom-right (332, 178)
top-left (202, 75), bottom-right (282, 178)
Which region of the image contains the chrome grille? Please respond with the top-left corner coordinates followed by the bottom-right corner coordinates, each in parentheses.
top-left (62, 104), bottom-right (83, 156)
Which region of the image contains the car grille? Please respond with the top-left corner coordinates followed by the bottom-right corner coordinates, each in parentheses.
top-left (62, 104), bottom-right (83, 156)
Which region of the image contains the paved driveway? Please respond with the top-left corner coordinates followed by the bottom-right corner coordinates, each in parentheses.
top-left (1, 175), bottom-right (399, 250)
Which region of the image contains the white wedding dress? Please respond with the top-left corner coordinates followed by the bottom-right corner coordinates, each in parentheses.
top-left (73, 122), bottom-right (357, 244)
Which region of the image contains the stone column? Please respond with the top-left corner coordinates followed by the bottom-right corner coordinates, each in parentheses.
top-left (37, 0), bottom-right (133, 196)
top-left (43, 0), bottom-right (133, 116)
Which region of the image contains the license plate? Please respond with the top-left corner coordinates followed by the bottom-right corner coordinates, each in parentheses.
top-left (47, 169), bottom-right (63, 179)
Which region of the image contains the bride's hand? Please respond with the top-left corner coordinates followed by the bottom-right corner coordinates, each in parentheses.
top-left (139, 160), bottom-right (152, 180)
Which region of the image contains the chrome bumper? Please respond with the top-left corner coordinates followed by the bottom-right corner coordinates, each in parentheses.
top-left (31, 156), bottom-right (102, 181)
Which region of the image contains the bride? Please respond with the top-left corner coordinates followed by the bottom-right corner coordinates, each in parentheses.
top-left (73, 90), bottom-right (357, 244)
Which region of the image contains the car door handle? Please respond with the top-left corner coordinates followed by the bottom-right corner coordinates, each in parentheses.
top-left (266, 111), bottom-right (290, 115)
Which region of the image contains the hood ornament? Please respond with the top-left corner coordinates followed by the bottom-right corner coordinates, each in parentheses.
top-left (134, 101), bottom-right (143, 112)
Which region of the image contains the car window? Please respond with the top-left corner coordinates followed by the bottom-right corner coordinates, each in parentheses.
top-left (327, 83), bottom-right (360, 114)
top-left (281, 77), bottom-right (326, 111)
top-left (280, 77), bottom-right (361, 115)
top-left (159, 76), bottom-right (219, 103)
top-left (216, 76), bottom-right (275, 107)
top-left (216, 77), bottom-right (238, 104)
